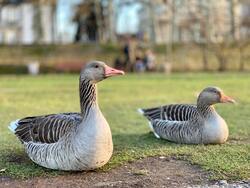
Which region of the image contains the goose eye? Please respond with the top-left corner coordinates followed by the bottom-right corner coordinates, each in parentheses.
top-left (95, 65), bottom-right (99, 68)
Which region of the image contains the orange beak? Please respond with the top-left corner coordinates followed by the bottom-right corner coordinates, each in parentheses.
top-left (104, 65), bottom-right (125, 77)
top-left (220, 93), bottom-right (236, 104)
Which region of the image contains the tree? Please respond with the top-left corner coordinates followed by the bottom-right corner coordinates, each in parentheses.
top-left (237, 1), bottom-right (250, 71)
top-left (200, 0), bottom-right (232, 72)
top-left (73, 0), bottom-right (116, 43)
top-left (179, 0), bottom-right (210, 71)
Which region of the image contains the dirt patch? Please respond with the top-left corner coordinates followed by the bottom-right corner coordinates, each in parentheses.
top-left (0, 156), bottom-right (211, 188)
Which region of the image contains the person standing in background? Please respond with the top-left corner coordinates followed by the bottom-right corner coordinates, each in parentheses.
top-left (144, 49), bottom-right (156, 71)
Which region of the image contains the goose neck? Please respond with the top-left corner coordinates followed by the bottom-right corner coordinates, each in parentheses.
top-left (197, 103), bottom-right (215, 118)
top-left (79, 78), bottom-right (98, 117)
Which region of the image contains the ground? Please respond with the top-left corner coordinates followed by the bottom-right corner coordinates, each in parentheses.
top-left (0, 157), bottom-right (249, 188)
top-left (0, 157), bottom-right (211, 188)
top-left (0, 73), bottom-right (249, 184)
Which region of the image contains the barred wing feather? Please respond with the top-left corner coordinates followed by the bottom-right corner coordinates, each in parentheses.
top-left (141, 104), bottom-right (198, 121)
top-left (14, 113), bottom-right (82, 144)
top-left (152, 119), bottom-right (202, 144)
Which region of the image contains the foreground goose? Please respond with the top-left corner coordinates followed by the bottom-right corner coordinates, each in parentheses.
top-left (138, 87), bottom-right (235, 144)
top-left (9, 61), bottom-right (124, 171)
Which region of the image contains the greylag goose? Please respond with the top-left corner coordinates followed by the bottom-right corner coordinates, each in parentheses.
top-left (8, 61), bottom-right (124, 171)
top-left (138, 87), bottom-right (235, 144)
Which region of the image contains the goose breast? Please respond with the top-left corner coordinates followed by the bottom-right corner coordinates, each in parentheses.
top-left (73, 108), bottom-right (113, 169)
top-left (202, 113), bottom-right (229, 144)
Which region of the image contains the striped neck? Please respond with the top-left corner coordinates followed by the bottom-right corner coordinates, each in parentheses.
top-left (79, 78), bottom-right (97, 117)
top-left (197, 102), bottom-right (215, 118)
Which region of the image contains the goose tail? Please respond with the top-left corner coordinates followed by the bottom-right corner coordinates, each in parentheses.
top-left (148, 120), bottom-right (160, 139)
top-left (137, 108), bottom-right (145, 115)
top-left (138, 108), bottom-right (160, 139)
top-left (8, 119), bottom-right (19, 133)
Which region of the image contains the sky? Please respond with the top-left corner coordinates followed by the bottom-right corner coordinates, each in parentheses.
top-left (57, 0), bottom-right (82, 42)
top-left (56, 0), bottom-right (141, 41)
top-left (116, 2), bottom-right (141, 34)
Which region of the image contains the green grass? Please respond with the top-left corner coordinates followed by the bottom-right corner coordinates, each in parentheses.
top-left (0, 73), bottom-right (249, 180)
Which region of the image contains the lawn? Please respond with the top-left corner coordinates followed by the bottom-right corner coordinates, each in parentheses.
top-left (0, 73), bottom-right (249, 180)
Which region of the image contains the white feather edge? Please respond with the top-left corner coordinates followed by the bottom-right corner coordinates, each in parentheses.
top-left (148, 121), bottom-right (160, 139)
top-left (137, 108), bottom-right (144, 115)
top-left (8, 119), bottom-right (19, 133)
top-left (137, 108), bottom-right (160, 139)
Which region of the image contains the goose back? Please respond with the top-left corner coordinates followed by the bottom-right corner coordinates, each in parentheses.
top-left (141, 104), bottom-right (198, 121)
top-left (15, 113), bottom-right (82, 143)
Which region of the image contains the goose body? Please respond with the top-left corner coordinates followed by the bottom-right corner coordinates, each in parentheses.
top-left (9, 61), bottom-right (124, 170)
top-left (139, 87), bottom-right (234, 144)
top-left (138, 104), bottom-right (197, 121)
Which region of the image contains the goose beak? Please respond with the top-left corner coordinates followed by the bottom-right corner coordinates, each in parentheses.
top-left (220, 94), bottom-right (236, 104)
top-left (104, 65), bottom-right (125, 77)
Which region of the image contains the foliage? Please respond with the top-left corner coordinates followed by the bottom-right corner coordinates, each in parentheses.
top-left (0, 65), bottom-right (28, 74)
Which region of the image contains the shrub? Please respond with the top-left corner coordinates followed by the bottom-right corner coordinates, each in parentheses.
top-left (0, 64), bottom-right (28, 74)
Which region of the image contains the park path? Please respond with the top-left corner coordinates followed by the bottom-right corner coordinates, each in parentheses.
top-left (0, 157), bottom-right (249, 188)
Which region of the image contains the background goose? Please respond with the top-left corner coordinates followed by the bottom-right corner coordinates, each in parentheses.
top-left (8, 61), bottom-right (124, 171)
top-left (138, 87), bottom-right (235, 144)
top-left (138, 104), bottom-right (197, 122)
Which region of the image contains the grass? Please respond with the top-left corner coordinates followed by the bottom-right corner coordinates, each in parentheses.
top-left (0, 73), bottom-right (249, 180)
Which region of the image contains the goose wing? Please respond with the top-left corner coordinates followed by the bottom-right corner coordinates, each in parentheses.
top-left (151, 119), bottom-right (201, 144)
top-left (13, 113), bottom-right (82, 144)
top-left (139, 104), bottom-right (198, 121)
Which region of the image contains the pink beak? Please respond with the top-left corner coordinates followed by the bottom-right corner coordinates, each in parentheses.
top-left (104, 65), bottom-right (125, 77)
top-left (220, 94), bottom-right (236, 104)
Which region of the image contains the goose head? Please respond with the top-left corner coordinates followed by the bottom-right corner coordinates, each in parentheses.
top-left (197, 87), bottom-right (235, 106)
top-left (81, 61), bottom-right (125, 83)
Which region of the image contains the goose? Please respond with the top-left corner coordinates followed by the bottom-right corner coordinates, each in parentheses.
top-left (138, 87), bottom-right (235, 144)
top-left (8, 61), bottom-right (125, 171)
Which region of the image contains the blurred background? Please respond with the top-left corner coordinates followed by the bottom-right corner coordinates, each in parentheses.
top-left (0, 0), bottom-right (249, 74)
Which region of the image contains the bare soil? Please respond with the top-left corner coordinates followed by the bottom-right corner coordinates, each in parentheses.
top-left (0, 156), bottom-right (213, 188)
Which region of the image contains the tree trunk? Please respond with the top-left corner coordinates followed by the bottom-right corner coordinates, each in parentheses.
top-left (201, 44), bottom-right (209, 71)
top-left (213, 43), bottom-right (228, 72)
top-left (74, 19), bottom-right (81, 43)
top-left (217, 54), bottom-right (227, 72)
top-left (239, 45), bottom-right (244, 71)
top-left (229, 0), bottom-right (236, 41)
